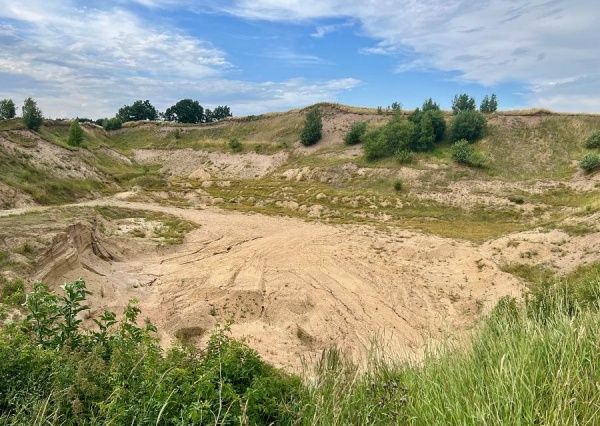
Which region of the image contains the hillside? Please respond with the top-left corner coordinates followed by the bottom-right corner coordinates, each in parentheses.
top-left (1, 104), bottom-right (599, 370)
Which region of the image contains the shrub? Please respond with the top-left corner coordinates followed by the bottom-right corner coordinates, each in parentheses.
top-left (393, 179), bottom-right (403, 191)
top-left (451, 110), bottom-right (487, 142)
top-left (363, 119), bottom-right (414, 161)
top-left (344, 121), bottom-right (367, 145)
top-left (452, 139), bottom-right (487, 167)
top-left (228, 138), bottom-right (243, 152)
top-left (300, 106), bottom-right (322, 146)
top-left (584, 130), bottom-right (600, 149)
top-left (102, 117), bottom-right (122, 131)
top-left (395, 149), bottom-right (414, 164)
top-left (579, 153), bottom-right (600, 173)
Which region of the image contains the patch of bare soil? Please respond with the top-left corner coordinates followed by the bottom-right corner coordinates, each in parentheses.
top-left (133, 149), bottom-right (288, 180)
top-left (21, 199), bottom-right (523, 371)
top-left (0, 131), bottom-right (104, 180)
top-left (0, 182), bottom-right (34, 209)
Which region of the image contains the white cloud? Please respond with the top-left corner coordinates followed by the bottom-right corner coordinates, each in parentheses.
top-left (223, 0), bottom-right (600, 111)
top-left (0, 0), bottom-right (231, 117)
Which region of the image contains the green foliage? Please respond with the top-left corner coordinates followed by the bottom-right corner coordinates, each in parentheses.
top-left (480, 94), bottom-right (498, 113)
top-left (451, 110), bottom-right (487, 142)
top-left (584, 129), bottom-right (600, 148)
top-left (101, 117), bottom-right (122, 131)
top-left (408, 99), bottom-right (446, 149)
top-left (393, 179), bottom-right (403, 191)
top-left (0, 279), bottom-right (302, 425)
top-left (22, 97), bottom-right (43, 131)
top-left (117, 100), bottom-right (158, 122)
top-left (395, 149), bottom-right (414, 164)
top-left (452, 139), bottom-right (487, 167)
top-left (0, 98), bottom-right (16, 120)
top-left (344, 121), bottom-right (367, 145)
top-left (451, 93), bottom-right (476, 114)
top-left (228, 137), bottom-right (243, 152)
top-left (0, 277), bottom-right (25, 306)
top-left (208, 105), bottom-right (232, 122)
top-left (67, 120), bottom-right (84, 147)
top-left (390, 101), bottom-right (402, 113)
top-left (363, 118), bottom-right (414, 160)
top-left (300, 106), bottom-right (323, 146)
top-left (164, 98), bottom-right (204, 123)
top-left (579, 153), bottom-right (600, 173)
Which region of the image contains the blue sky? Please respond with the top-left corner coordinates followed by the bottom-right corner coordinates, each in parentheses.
top-left (0, 0), bottom-right (598, 118)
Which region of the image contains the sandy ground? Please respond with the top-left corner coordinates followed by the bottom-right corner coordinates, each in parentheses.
top-left (1, 197), bottom-right (525, 371)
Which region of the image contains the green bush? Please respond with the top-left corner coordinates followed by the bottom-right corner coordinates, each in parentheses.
top-left (584, 130), bottom-right (600, 149)
top-left (579, 153), bottom-right (600, 173)
top-left (451, 110), bottom-right (487, 142)
top-left (228, 138), bottom-right (243, 152)
top-left (0, 279), bottom-right (302, 425)
top-left (393, 179), bottom-right (403, 191)
top-left (300, 106), bottom-right (322, 146)
top-left (102, 117), bottom-right (122, 131)
top-left (452, 139), bottom-right (487, 167)
top-left (344, 121), bottom-right (367, 145)
top-left (363, 119), bottom-right (414, 161)
top-left (395, 149), bottom-right (414, 164)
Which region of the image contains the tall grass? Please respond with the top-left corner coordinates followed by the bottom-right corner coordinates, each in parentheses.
top-left (299, 265), bottom-right (600, 425)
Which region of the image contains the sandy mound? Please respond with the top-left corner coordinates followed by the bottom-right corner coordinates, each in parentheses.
top-left (133, 149), bottom-right (288, 179)
top-left (31, 200), bottom-right (523, 371)
top-left (0, 131), bottom-right (105, 181)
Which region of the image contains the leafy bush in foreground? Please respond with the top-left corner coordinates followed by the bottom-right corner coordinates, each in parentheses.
top-left (0, 279), bottom-right (301, 425)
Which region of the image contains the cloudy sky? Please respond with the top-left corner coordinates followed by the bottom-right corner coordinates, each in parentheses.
top-left (0, 0), bottom-right (598, 118)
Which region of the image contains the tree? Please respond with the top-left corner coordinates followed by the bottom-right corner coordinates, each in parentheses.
top-left (300, 106), bottom-right (322, 146)
top-left (0, 99), bottom-right (16, 120)
top-left (412, 113), bottom-right (435, 152)
top-left (451, 94), bottom-right (476, 114)
top-left (480, 94), bottom-right (498, 113)
top-left (22, 97), bottom-right (43, 130)
top-left (209, 105), bottom-right (232, 122)
top-left (451, 110), bottom-right (487, 142)
top-left (164, 99), bottom-right (204, 124)
top-left (67, 120), bottom-right (84, 147)
top-left (116, 100), bottom-right (158, 122)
